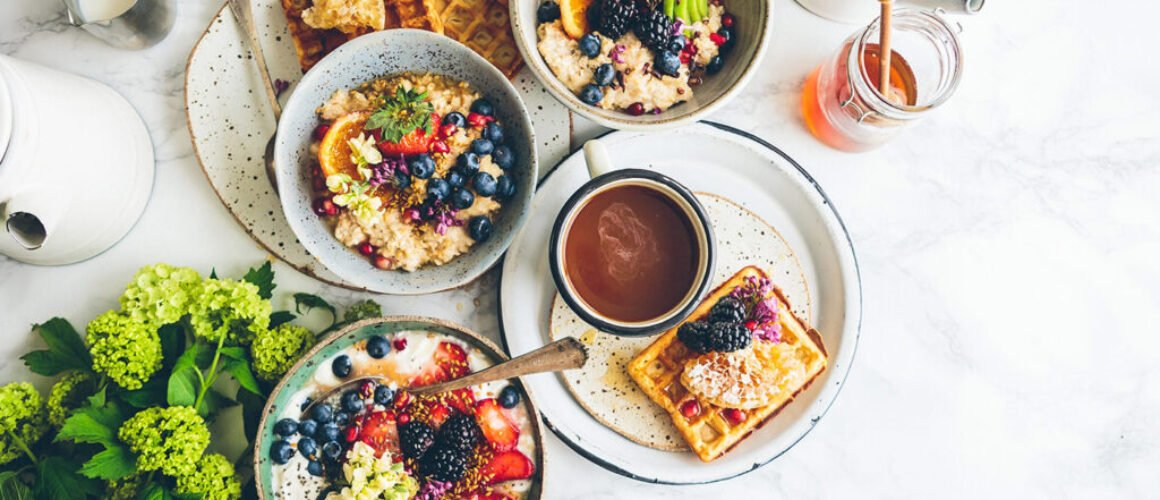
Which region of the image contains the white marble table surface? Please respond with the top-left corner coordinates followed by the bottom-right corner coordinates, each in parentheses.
top-left (3, 0), bottom-right (1159, 497)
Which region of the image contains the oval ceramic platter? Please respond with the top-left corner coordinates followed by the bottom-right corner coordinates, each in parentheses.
top-left (255, 316), bottom-right (545, 499)
top-left (499, 122), bottom-right (861, 484)
top-left (185, 0), bottom-right (572, 290)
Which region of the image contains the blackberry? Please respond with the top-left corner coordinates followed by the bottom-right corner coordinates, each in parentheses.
top-left (418, 443), bottom-right (470, 482)
top-left (437, 412), bottom-right (481, 451)
top-left (709, 296), bottom-right (747, 324)
top-left (399, 421), bottom-right (436, 460)
top-left (676, 321), bottom-right (711, 353)
top-left (706, 322), bottom-right (752, 352)
top-left (635, 9), bottom-right (673, 52)
top-left (596, 0), bottom-right (637, 39)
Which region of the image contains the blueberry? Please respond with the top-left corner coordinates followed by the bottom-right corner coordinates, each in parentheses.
top-left (319, 422), bottom-right (341, 443)
top-left (578, 34), bottom-right (601, 58)
top-left (446, 168), bottom-right (467, 188)
top-left (274, 418), bottom-right (298, 437)
top-left (322, 441), bottom-right (343, 461)
top-left (366, 335), bottom-right (390, 359)
top-left (443, 112), bottom-right (467, 128)
top-left (300, 397), bottom-right (313, 411)
top-left (394, 171), bottom-right (411, 190)
top-left (373, 385), bottom-right (395, 406)
top-left (537, 0), bottom-right (561, 23)
top-left (492, 145), bottom-right (514, 170)
top-left (667, 34), bottom-right (687, 53)
top-left (427, 178), bottom-right (451, 201)
top-left (717, 27), bottom-right (735, 50)
top-left (496, 175), bottom-right (517, 200)
top-left (471, 138), bottom-right (495, 155)
top-left (298, 419), bottom-right (318, 438)
top-left (473, 172), bottom-right (498, 197)
top-left (407, 154), bottom-right (435, 179)
top-left (457, 152), bottom-right (481, 174)
top-left (470, 98), bottom-right (494, 116)
top-left (340, 390), bottom-right (364, 414)
top-left (593, 63), bottom-right (615, 86)
top-left (311, 404), bottom-right (334, 424)
top-left (704, 55), bottom-right (725, 75)
top-left (468, 216), bottom-right (493, 242)
top-left (579, 84), bottom-right (604, 105)
top-left (331, 355), bottom-right (352, 378)
top-left (498, 386), bottom-right (521, 408)
top-left (335, 411), bottom-right (351, 426)
top-left (270, 440), bottom-right (295, 464)
top-left (450, 187), bottom-right (475, 210)
top-left (483, 122), bottom-right (504, 144)
top-left (298, 437), bottom-right (318, 460)
top-left (306, 460), bottom-right (324, 477)
top-left (655, 50), bottom-right (681, 77)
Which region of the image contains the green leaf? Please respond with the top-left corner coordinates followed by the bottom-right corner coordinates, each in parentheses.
top-left (269, 311), bottom-right (295, 328)
top-left (139, 482), bottom-right (176, 500)
top-left (168, 343), bottom-right (204, 407)
top-left (119, 378), bottom-right (167, 409)
top-left (158, 323), bottom-right (186, 371)
top-left (20, 317), bottom-right (92, 376)
top-left (342, 299), bottom-right (383, 323)
top-left (221, 349), bottom-right (262, 396)
top-left (209, 268), bottom-right (219, 280)
top-left (79, 445), bottom-right (136, 480)
top-left (236, 387), bottom-right (267, 443)
top-left (293, 293), bottom-right (336, 322)
top-left (242, 261), bottom-right (275, 300)
top-left (34, 456), bottom-right (101, 500)
top-left (0, 471), bottom-right (33, 500)
top-left (198, 388), bottom-right (237, 420)
top-left (56, 401), bottom-right (126, 446)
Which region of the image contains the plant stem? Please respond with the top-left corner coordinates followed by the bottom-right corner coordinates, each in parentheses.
top-left (5, 429), bottom-right (38, 465)
top-left (193, 335), bottom-right (227, 411)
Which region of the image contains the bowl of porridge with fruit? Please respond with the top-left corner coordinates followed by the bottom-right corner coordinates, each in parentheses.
top-left (276, 30), bottom-right (537, 294)
top-left (511, 0), bottom-right (771, 129)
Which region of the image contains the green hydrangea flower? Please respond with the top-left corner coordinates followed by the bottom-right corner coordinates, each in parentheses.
top-left (0, 382), bottom-right (48, 465)
top-left (118, 406), bottom-right (210, 478)
top-left (105, 473), bottom-right (145, 500)
top-left (188, 278), bottom-right (271, 345)
top-left (343, 299), bottom-right (383, 323)
top-left (250, 324), bottom-right (314, 381)
top-left (119, 263), bottom-right (202, 326)
top-left (47, 372), bottom-right (96, 428)
top-left (87, 310), bottom-right (162, 391)
top-left (174, 453), bottom-right (242, 500)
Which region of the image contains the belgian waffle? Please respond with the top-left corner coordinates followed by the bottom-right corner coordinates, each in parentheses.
top-left (627, 266), bottom-right (828, 462)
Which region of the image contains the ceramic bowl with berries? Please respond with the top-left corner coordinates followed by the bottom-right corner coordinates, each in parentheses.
top-left (511, 0), bottom-right (770, 129)
top-left (255, 317), bottom-right (544, 499)
top-left (275, 30), bottom-right (538, 294)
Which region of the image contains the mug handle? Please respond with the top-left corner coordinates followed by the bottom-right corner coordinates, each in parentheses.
top-left (582, 139), bottom-right (615, 178)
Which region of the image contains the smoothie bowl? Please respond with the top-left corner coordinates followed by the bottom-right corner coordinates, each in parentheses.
top-left (275, 30), bottom-right (538, 294)
top-left (255, 317), bottom-right (544, 499)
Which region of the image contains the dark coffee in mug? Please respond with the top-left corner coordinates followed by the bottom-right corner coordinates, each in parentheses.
top-left (562, 184), bottom-right (698, 323)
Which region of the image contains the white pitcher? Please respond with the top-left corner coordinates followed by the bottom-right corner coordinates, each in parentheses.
top-left (0, 55), bottom-right (154, 265)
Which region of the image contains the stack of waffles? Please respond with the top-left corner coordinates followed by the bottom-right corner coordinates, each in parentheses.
top-left (280, 0), bottom-right (523, 77)
top-left (627, 266), bottom-right (828, 462)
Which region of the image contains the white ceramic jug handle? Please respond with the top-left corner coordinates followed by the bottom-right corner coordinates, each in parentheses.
top-left (3, 188), bottom-right (68, 250)
top-left (583, 139), bottom-right (615, 179)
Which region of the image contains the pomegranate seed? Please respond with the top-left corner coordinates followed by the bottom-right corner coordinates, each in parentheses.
top-left (744, 320), bottom-right (757, 331)
top-left (397, 413), bottom-right (411, 425)
top-left (372, 255), bottom-right (392, 269)
top-left (383, 410), bottom-right (396, 420)
top-left (722, 13), bottom-right (735, 27)
top-left (313, 198), bottom-right (338, 217)
top-left (313, 123), bottom-right (330, 141)
top-left (312, 176), bottom-right (326, 191)
top-left (467, 112), bottom-right (489, 128)
top-left (392, 337), bottom-right (407, 351)
top-left (311, 165), bottom-right (323, 178)
top-left (626, 103), bottom-right (645, 116)
top-left (393, 391), bottom-right (410, 408)
top-left (359, 380), bottom-right (377, 397)
top-left (709, 33), bottom-right (726, 46)
top-left (679, 52), bottom-right (692, 65)
top-left (680, 400), bottom-right (701, 418)
top-left (358, 242), bottom-right (376, 256)
top-left (440, 124), bottom-right (458, 137)
top-left (431, 140), bottom-right (450, 154)
top-left (344, 425), bottom-right (360, 442)
top-left (723, 408), bottom-right (746, 424)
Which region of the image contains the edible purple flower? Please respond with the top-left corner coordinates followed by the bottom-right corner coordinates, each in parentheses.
top-left (730, 275), bottom-right (782, 343)
top-left (429, 202), bottom-right (462, 235)
top-left (415, 480), bottom-right (452, 500)
top-left (367, 154), bottom-right (407, 187)
top-left (671, 19), bottom-right (686, 36)
top-left (610, 44), bottom-right (626, 64)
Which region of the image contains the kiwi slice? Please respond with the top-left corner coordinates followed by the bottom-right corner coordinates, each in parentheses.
top-left (664, 0), bottom-right (676, 19)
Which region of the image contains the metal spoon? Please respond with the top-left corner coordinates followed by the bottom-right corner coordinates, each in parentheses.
top-left (300, 338), bottom-right (587, 416)
top-left (228, 0), bottom-right (282, 193)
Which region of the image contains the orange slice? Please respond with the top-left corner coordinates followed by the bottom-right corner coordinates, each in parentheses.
top-left (559, 0), bottom-right (592, 39)
top-left (318, 111), bottom-right (371, 179)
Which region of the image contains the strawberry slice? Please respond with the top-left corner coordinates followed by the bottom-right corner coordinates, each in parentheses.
top-left (373, 113), bottom-right (439, 157)
top-left (479, 450), bottom-right (535, 484)
top-left (410, 341), bottom-right (470, 387)
top-left (446, 387), bottom-right (476, 415)
top-left (358, 410), bottom-right (399, 457)
top-left (474, 399), bottom-right (519, 452)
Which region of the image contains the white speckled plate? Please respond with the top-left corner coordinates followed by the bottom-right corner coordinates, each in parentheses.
top-left (547, 192), bottom-right (812, 451)
top-left (499, 122), bottom-right (861, 484)
top-left (185, 1), bottom-right (572, 290)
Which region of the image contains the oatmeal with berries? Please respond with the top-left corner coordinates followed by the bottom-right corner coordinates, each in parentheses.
top-left (268, 331), bottom-right (539, 499)
top-left (310, 73), bottom-right (519, 271)
top-left (535, 0), bottom-right (735, 114)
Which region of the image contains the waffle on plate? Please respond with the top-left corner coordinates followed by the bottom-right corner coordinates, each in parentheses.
top-left (281, 0), bottom-right (523, 77)
top-left (627, 266), bottom-right (828, 462)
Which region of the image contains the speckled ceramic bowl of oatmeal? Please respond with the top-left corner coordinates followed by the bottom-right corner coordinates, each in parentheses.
top-left (275, 30), bottom-right (538, 294)
top-left (510, 0), bottom-right (772, 130)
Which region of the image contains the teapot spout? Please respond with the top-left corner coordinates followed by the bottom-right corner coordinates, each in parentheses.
top-left (4, 189), bottom-right (69, 250)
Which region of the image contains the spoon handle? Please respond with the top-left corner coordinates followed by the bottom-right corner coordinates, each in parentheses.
top-left (410, 338), bottom-right (588, 396)
top-left (228, 0), bottom-right (282, 120)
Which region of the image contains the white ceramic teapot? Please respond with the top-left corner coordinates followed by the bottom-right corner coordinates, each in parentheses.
top-left (0, 54), bottom-right (154, 265)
